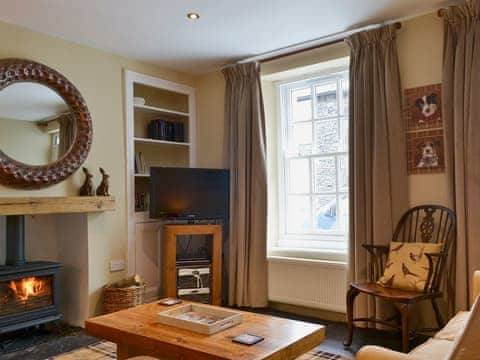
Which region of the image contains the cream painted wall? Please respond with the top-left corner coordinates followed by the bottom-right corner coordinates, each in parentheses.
top-left (195, 71), bottom-right (227, 169)
top-left (0, 20), bottom-right (196, 317)
top-left (397, 13), bottom-right (451, 208)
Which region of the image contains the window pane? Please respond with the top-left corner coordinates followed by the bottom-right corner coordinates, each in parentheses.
top-left (338, 155), bottom-right (348, 192)
top-left (313, 157), bottom-right (336, 193)
top-left (340, 117), bottom-right (348, 152)
top-left (286, 195), bottom-right (311, 232)
top-left (338, 193), bottom-right (349, 232)
top-left (340, 78), bottom-right (349, 116)
top-left (291, 122), bottom-right (312, 156)
top-left (315, 82), bottom-right (337, 118)
top-left (291, 87), bottom-right (312, 122)
top-left (314, 119), bottom-right (339, 154)
top-left (313, 196), bottom-right (337, 230)
top-left (288, 159), bottom-right (310, 193)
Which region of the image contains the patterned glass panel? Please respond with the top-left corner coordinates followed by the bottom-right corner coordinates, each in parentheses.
top-left (313, 157), bottom-right (336, 193)
top-left (314, 119), bottom-right (340, 154)
top-left (315, 83), bottom-right (337, 118)
top-left (291, 87), bottom-right (312, 122)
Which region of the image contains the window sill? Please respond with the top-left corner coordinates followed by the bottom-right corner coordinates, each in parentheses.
top-left (267, 255), bottom-right (347, 269)
top-left (268, 246), bottom-right (347, 263)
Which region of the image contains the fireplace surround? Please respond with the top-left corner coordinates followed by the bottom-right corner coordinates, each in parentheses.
top-left (0, 215), bottom-right (62, 334)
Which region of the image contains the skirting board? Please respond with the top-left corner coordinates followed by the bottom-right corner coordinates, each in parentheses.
top-left (268, 301), bottom-right (346, 323)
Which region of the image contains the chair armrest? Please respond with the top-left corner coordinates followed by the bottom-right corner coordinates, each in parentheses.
top-left (362, 244), bottom-right (390, 282)
top-left (362, 244), bottom-right (390, 253)
top-left (472, 271), bottom-right (480, 305)
top-left (356, 346), bottom-right (412, 360)
top-left (424, 252), bottom-right (446, 292)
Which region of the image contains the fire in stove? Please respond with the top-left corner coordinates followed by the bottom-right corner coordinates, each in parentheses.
top-left (0, 275), bottom-right (53, 316)
top-left (9, 277), bottom-right (49, 301)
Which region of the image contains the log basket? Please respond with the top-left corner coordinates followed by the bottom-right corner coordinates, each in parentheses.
top-left (103, 276), bottom-right (146, 313)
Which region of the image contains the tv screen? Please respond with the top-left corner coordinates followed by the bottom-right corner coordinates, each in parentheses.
top-left (150, 167), bottom-right (229, 220)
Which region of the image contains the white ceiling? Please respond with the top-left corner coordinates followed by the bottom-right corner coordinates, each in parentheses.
top-left (0, 0), bottom-right (447, 74)
top-left (0, 83), bottom-right (68, 122)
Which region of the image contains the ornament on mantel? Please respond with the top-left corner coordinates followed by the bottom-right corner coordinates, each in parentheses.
top-left (79, 167), bottom-right (95, 196)
top-left (96, 167), bottom-right (110, 196)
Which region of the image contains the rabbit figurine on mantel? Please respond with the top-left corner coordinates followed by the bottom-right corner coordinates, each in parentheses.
top-left (79, 167), bottom-right (95, 196)
top-left (96, 167), bottom-right (110, 196)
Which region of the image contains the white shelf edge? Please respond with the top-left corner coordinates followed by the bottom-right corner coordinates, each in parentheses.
top-left (134, 137), bottom-right (190, 146)
top-left (134, 104), bottom-right (190, 117)
top-left (134, 173), bottom-right (150, 178)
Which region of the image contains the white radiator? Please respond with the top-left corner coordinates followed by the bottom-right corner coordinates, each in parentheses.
top-left (268, 256), bottom-right (347, 313)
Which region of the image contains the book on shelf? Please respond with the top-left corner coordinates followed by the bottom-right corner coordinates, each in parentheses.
top-left (135, 191), bottom-right (150, 212)
top-left (135, 152), bottom-right (148, 175)
top-left (148, 119), bottom-right (185, 142)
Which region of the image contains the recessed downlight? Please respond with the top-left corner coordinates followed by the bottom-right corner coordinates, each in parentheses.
top-left (187, 12), bottom-right (200, 20)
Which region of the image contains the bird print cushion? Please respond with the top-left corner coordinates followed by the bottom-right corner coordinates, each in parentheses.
top-left (377, 241), bottom-right (443, 292)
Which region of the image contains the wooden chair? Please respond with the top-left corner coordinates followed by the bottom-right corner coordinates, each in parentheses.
top-left (343, 205), bottom-right (456, 353)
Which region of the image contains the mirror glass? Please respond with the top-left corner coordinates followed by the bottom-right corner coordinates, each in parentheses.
top-left (0, 83), bottom-right (76, 166)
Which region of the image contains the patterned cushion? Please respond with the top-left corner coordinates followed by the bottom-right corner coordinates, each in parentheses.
top-left (377, 241), bottom-right (443, 292)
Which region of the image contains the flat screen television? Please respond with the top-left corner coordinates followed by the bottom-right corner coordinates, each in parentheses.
top-left (150, 167), bottom-right (229, 220)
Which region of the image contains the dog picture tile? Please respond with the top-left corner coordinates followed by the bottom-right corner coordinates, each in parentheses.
top-left (407, 129), bottom-right (445, 174)
top-left (404, 84), bottom-right (442, 131)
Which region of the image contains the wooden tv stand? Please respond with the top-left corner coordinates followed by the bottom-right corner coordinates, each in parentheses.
top-left (162, 224), bottom-right (222, 305)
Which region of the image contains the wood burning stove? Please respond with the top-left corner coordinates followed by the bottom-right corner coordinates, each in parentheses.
top-left (0, 215), bottom-right (62, 334)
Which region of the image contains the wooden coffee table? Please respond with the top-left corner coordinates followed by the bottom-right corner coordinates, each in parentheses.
top-left (85, 301), bottom-right (325, 360)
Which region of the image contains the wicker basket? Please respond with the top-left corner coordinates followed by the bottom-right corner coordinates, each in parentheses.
top-left (103, 279), bottom-right (146, 313)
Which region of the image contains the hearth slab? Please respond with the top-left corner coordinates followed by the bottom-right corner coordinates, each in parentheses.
top-left (0, 314), bottom-right (62, 334)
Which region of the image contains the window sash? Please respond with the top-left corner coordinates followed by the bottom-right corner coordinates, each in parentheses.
top-left (277, 71), bottom-right (349, 252)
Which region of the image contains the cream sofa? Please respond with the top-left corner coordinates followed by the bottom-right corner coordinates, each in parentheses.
top-left (356, 271), bottom-right (480, 360)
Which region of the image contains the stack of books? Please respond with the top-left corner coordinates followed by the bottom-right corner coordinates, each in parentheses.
top-left (135, 191), bottom-right (150, 212)
top-left (135, 152), bottom-right (148, 175)
top-left (148, 119), bottom-right (185, 142)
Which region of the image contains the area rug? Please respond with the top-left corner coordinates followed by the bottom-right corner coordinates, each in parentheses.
top-left (50, 341), bottom-right (349, 359)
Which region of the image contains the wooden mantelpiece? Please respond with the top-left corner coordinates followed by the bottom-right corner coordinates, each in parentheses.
top-left (0, 196), bottom-right (115, 216)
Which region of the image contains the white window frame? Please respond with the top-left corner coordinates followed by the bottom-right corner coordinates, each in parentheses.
top-left (271, 68), bottom-right (349, 262)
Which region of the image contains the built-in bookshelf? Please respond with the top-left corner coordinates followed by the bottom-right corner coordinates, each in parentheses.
top-left (124, 70), bottom-right (196, 281)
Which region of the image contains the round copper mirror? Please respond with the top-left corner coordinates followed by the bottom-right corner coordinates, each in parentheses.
top-left (0, 59), bottom-right (92, 189)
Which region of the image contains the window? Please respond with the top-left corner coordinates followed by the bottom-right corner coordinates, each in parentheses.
top-left (276, 71), bottom-right (349, 259)
top-left (50, 131), bottom-right (60, 163)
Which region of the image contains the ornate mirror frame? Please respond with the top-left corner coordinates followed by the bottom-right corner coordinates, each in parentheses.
top-left (0, 59), bottom-right (92, 189)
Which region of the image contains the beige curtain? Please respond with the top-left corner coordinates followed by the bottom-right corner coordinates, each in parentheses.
top-left (443, 0), bottom-right (480, 311)
top-left (346, 25), bottom-right (408, 323)
top-left (58, 113), bottom-right (76, 157)
top-left (222, 62), bottom-right (268, 308)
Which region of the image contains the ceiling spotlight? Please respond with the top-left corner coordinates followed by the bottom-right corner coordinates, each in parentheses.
top-left (187, 13), bottom-right (200, 20)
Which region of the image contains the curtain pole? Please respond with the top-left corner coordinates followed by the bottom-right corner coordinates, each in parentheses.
top-left (225, 22), bottom-right (402, 67)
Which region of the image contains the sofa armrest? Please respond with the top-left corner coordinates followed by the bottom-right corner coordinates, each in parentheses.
top-left (472, 270), bottom-right (480, 305)
top-left (356, 346), bottom-right (412, 360)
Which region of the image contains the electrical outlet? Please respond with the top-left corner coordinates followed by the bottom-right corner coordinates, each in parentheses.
top-left (110, 259), bottom-right (125, 272)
